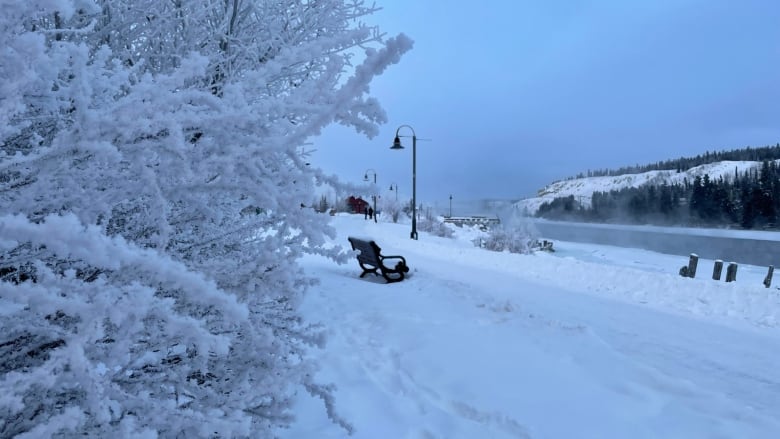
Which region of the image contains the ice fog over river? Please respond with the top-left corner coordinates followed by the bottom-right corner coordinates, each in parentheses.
top-left (429, 199), bottom-right (780, 268)
top-left (532, 220), bottom-right (780, 268)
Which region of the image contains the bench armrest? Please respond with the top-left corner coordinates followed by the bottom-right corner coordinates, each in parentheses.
top-left (380, 254), bottom-right (406, 263)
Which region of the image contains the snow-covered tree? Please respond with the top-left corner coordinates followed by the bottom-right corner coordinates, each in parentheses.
top-left (378, 192), bottom-right (403, 223)
top-left (0, 0), bottom-right (412, 436)
top-left (483, 208), bottom-right (541, 254)
top-left (416, 215), bottom-right (454, 238)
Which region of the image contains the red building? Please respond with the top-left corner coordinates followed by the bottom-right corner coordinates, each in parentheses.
top-left (346, 196), bottom-right (369, 214)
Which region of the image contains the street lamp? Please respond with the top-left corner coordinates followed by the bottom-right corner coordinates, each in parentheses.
top-left (364, 168), bottom-right (377, 222)
top-left (391, 125), bottom-right (420, 240)
top-left (449, 194), bottom-right (453, 218)
top-left (389, 183), bottom-right (398, 201)
top-left (363, 168), bottom-right (377, 184)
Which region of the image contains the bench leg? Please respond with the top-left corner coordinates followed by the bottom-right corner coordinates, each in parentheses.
top-left (382, 272), bottom-right (404, 283)
top-left (358, 262), bottom-right (379, 278)
top-left (360, 269), bottom-right (378, 278)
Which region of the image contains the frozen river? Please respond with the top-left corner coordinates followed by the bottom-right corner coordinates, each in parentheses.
top-left (427, 198), bottom-right (780, 268)
top-left (533, 219), bottom-right (780, 268)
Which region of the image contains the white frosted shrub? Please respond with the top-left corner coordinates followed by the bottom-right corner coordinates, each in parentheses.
top-left (0, 0), bottom-right (412, 436)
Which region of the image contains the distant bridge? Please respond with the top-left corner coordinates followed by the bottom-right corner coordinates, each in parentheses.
top-left (443, 216), bottom-right (500, 228)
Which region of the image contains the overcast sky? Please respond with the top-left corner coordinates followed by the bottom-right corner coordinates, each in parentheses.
top-left (310, 0), bottom-right (780, 206)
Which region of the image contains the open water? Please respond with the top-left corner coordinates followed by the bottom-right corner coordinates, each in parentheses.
top-left (533, 220), bottom-right (780, 268)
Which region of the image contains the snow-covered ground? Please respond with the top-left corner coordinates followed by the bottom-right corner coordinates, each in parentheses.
top-left (279, 213), bottom-right (780, 439)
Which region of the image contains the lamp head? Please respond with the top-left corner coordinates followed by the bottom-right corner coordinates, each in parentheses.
top-left (390, 136), bottom-right (404, 150)
top-left (363, 173), bottom-right (369, 181)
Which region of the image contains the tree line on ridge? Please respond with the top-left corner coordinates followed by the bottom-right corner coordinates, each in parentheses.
top-left (537, 144), bottom-right (780, 229)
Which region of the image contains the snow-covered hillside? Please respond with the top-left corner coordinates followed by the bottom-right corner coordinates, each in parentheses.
top-left (516, 161), bottom-right (765, 215)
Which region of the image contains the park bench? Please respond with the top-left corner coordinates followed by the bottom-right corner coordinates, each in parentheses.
top-left (347, 236), bottom-right (409, 283)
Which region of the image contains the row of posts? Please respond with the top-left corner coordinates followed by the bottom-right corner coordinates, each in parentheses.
top-left (680, 253), bottom-right (774, 287)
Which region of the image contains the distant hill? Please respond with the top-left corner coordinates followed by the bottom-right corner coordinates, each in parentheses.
top-left (516, 161), bottom-right (763, 215)
top-left (515, 161), bottom-right (761, 215)
top-left (575, 143), bottom-right (780, 178)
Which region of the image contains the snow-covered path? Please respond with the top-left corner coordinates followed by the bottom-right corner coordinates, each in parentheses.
top-left (281, 215), bottom-right (780, 438)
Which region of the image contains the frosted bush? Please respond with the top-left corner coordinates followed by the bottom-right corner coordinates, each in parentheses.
top-left (417, 216), bottom-right (455, 238)
top-left (482, 209), bottom-right (541, 254)
top-left (0, 0), bottom-right (411, 436)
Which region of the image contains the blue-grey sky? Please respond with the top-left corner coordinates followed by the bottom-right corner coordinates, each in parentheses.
top-left (310, 0), bottom-right (780, 206)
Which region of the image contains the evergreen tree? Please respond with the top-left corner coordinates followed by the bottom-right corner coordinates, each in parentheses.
top-left (658, 184), bottom-right (675, 218)
top-left (689, 175), bottom-right (705, 221)
top-left (317, 195), bottom-right (330, 213)
top-left (758, 161), bottom-right (777, 226)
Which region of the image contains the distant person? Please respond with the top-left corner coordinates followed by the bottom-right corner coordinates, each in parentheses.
top-left (368, 207), bottom-right (374, 219)
top-left (364, 206), bottom-right (368, 219)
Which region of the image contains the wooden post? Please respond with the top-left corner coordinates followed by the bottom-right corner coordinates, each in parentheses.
top-left (725, 262), bottom-right (738, 282)
top-left (764, 265), bottom-right (774, 288)
top-left (712, 260), bottom-right (723, 280)
top-left (687, 253), bottom-right (698, 278)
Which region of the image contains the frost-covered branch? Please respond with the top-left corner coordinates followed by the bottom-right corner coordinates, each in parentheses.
top-left (1, 0), bottom-right (410, 435)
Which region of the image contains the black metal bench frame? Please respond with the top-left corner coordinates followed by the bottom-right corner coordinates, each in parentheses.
top-left (347, 237), bottom-right (409, 283)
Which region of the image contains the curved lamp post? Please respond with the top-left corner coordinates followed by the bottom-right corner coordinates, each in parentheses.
top-left (389, 183), bottom-right (398, 201)
top-left (391, 125), bottom-right (419, 239)
top-left (364, 168), bottom-right (377, 222)
top-left (363, 168), bottom-right (377, 184)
